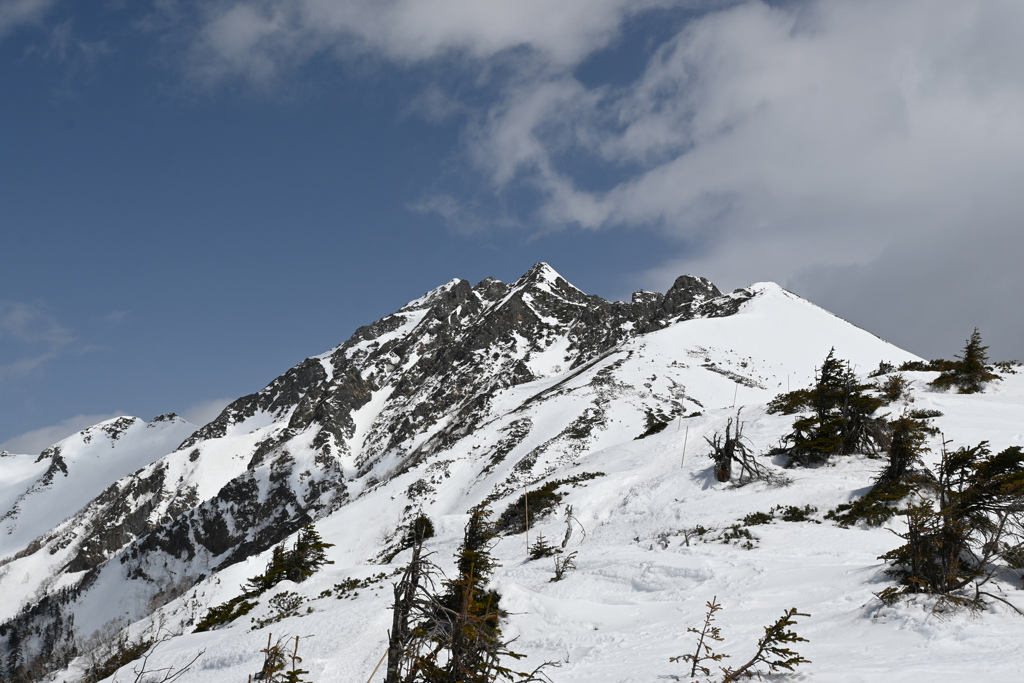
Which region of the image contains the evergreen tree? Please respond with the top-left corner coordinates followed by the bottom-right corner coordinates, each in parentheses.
top-left (246, 544), bottom-right (291, 595)
top-left (433, 503), bottom-right (505, 683)
top-left (874, 412), bottom-right (932, 490)
top-left (527, 534), bottom-right (559, 561)
top-left (777, 349), bottom-right (884, 466)
top-left (287, 524), bottom-right (335, 583)
top-left (827, 411), bottom-right (935, 527)
top-left (879, 441), bottom-right (1024, 609)
top-left (258, 635), bottom-right (288, 681)
top-left (929, 328), bottom-right (1001, 394)
top-left (387, 503), bottom-right (552, 683)
top-left (196, 526), bottom-right (334, 632)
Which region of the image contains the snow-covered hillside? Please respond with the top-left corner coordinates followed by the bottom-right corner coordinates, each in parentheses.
top-left (3, 264), bottom-right (1022, 683)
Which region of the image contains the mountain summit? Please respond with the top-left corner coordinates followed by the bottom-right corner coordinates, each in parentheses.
top-left (0, 265), bottom-right (921, 680)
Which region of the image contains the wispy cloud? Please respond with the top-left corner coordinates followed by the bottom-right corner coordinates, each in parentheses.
top-left (430, 0), bottom-right (1024, 358)
top-left (0, 0), bottom-right (61, 39)
top-left (97, 310), bottom-right (129, 325)
top-left (177, 0), bottom-right (684, 88)
top-left (0, 301), bottom-right (75, 383)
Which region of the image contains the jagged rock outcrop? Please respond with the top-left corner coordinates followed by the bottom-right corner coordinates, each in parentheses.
top-left (0, 264), bottom-right (762, 681)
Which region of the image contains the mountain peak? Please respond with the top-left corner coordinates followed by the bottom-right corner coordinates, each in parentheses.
top-left (524, 261), bottom-right (560, 280)
top-left (511, 262), bottom-right (584, 299)
top-left (0, 262), bottom-right (931, 682)
top-left (664, 274), bottom-right (722, 314)
top-left (400, 277), bottom-right (470, 312)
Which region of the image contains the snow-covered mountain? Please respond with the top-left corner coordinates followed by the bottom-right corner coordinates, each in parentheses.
top-left (5, 264), bottom-right (1022, 683)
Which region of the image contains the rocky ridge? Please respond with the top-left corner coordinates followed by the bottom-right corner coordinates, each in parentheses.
top-left (0, 264), bottom-right (901, 681)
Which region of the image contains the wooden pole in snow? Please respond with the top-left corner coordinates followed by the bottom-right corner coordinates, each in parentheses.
top-left (681, 424), bottom-right (689, 469)
top-left (524, 485), bottom-right (530, 554)
top-left (366, 649), bottom-right (388, 683)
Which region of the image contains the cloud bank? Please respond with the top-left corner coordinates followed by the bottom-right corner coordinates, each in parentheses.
top-left (9, 0), bottom-right (1022, 360)
top-left (173, 0), bottom-right (1024, 358)
top-left (184, 0), bottom-right (681, 86)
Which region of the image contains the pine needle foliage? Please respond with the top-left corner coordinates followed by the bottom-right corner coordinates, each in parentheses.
top-left (550, 552), bottom-right (577, 582)
top-left (670, 599), bottom-right (810, 682)
top-left (494, 473), bottom-right (603, 535)
top-left (879, 441), bottom-right (1024, 610)
top-left (251, 634), bottom-right (311, 683)
top-left (771, 349), bottom-right (884, 467)
top-left (385, 504), bottom-right (554, 683)
top-left (929, 328), bottom-right (1001, 394)
top-left (828, 411), bottom-right (936, 527)
top-left (195, 524), bottom-right (334, 632)
top-left (527, 534), bottom-right (559, 561)
top-left (670, 597), bottom-right (727, 678)
top-left (721, 608), bottom-right (810, 682)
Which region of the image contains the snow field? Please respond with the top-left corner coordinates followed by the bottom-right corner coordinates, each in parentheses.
top-left (29, 279), bottom-right (1024, 682)
top-left (81, 372), bottom-right (1024, 682)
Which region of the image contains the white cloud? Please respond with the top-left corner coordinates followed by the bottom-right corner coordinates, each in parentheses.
top-left (0, 0), bottom-right (60, 39)
top-left (97, 310), bottom-right (129, 324)
top-left (489, 1), bottom-right (1024, 235)
top-left (183, 0), bottom-right (684, 86)
top-left (448, 0), bottom-right (1024, 358)
top-left (0, 412), bottom-right (124, 455)
top-left (163, 0), bottom-right (1024, 358)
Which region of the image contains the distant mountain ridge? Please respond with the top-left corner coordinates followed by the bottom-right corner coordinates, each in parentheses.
top-left (0, 264), bottom-right (917, 680)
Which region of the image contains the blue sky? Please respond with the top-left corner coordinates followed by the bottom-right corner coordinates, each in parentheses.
top-left (3, 0), bottom-right (1024, 452)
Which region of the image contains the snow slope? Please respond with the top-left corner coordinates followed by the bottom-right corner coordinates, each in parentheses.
top-left (6, 266), bottom-right (1023, 683)
top-left (59, 371), bottom-right (1024, 683)
top-left (0, 414), bottom-right (197, 560)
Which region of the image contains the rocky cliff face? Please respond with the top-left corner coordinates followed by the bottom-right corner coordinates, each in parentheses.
top-left (0, 264), bottom-right (788, 680)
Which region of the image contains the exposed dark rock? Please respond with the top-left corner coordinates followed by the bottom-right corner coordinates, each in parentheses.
top-left (663, 275), bottom-right (722, 316)
top-left (1, 263), bottom-right (752, 682)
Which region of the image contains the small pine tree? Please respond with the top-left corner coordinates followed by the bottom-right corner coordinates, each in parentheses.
top-left (929, 328), bottom-right (1001, 394)
top-left (777, 349), bottom-right (884, 466)
top-left (287, 524), bottom-right (335, 583)
top-left (875, 412), bottom-right (931, 489)
top-left (879, 441), bottom-right (1024, 609)
top-left (256, 634), bottom-right (289, 682)
top-left (670, 599), bottom-right (810, 682)
top-left (246, 544), bottom-right (291, 595)
top-left (670, 596), bottom-right (727, 678)
top-left (404, 513), bottom-right (436, 547)
top-left (527, 534), bottom-right (559, 561)
top-left (427, 504), bottom-right (552, 683)
top-left (721, 608), bottom-right (810, 681)
top-left (197, 527), bottom-right (334, 632)
top-left (827, 411), bottom-right (935, 527)
top-left (283, 636), bottom-right (312, 683)
top-left (436, 504), bottom-right (504, 683)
